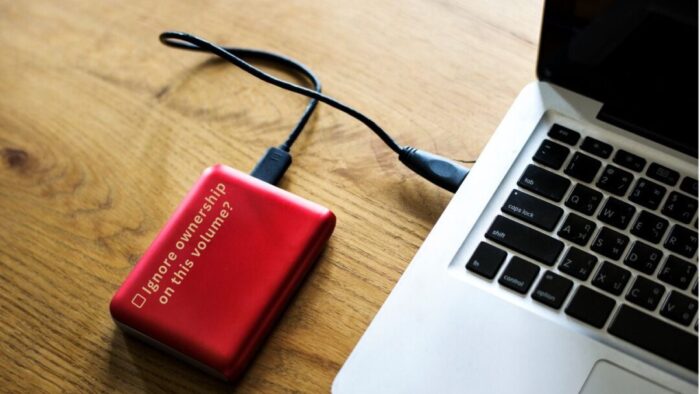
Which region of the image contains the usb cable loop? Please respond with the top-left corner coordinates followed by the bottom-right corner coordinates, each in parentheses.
top-left (160, 31), bottom-right (468, 192)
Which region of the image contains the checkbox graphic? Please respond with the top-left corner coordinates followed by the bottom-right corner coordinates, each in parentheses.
top-left (131, 294), bottom-right (147, 309)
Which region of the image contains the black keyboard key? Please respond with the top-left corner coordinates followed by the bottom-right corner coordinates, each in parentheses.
top-left (626, 277), bottom-right (665, 311)
top-left (613, 149), bottom-right (646, 172)
top-left (662, 192), bottom-right (697, 224)
top-left (597, 197), bottom-right (635, 230)
top-left (565, 184), bottom-right (603, 216)
top-left (658, 255), bottom-right (697, 290)
top-left (564, 152), bottom-right (601, 183)
top-left (501, 190), bottom-right (563, 231)
top-left (680, 177), bottom-right (698, 196)
top-left (591, 227), bottom-right (629, 260)
top-left (664, 225), bottom-right (698, 258)
top-left (597, 165), bottom-right (633, 196)
top-left (557, 213), bottom-right (596, 246)
top-left (533, 139), bottom-right (570, 170)
top-left (592, 261), bottom-right (631, 296)
top-left (609, 305), bottom-right (698, 372)
top-left (532, 271), bottom-right (573, 309)
top-left (661, 291), bottom-right (698, 326)
top-left (498, 256), bottom-right (540, 294)
top-left (629, 178), bottom-right (666, 210)
top-left (466, 242), bottom-right (507, 279)
top-left (694, 281), bottom-right (698, 296)
top-left (623, 242), bottom-right (663, 275)
top-left (647, 163), bottom-right (680, 186)
top-left (631, 211), bottom-right (669, 244)
top-left (548, 124), bottom-right (580, 145)
top-left (559, 247), bottom-right (597, 280)
top-left (580, 136), bottom-right (613, 159)
top-left (486, 215), bottom-right (564, 265)
top-left (565, 286), bottom-right (615, 328)
top-left (518, 165), bottom-right (571, 202)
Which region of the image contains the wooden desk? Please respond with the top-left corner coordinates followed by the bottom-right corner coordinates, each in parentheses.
top-left (0, 0), bottom-right (542, 391)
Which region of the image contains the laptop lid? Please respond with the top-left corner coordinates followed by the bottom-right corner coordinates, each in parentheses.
top-left (537, 0), bottom-right (698, 157)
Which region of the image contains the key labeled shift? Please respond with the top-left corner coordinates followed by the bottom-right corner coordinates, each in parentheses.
top-left (485, 215), bottom-right (564, 266)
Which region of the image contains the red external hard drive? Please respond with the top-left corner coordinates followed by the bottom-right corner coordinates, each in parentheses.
top-left (110, 164), bottom-right (335, 380)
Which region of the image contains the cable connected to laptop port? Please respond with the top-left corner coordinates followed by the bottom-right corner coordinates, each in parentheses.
top-left (160, 31), bottom-right (469, 192)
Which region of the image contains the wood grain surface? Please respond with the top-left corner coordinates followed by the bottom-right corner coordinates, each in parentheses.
top-left (0, 0), bottom-right (542, 392)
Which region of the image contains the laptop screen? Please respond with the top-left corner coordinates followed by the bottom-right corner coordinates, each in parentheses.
top-left (537, 0), bottom-right (698, 157)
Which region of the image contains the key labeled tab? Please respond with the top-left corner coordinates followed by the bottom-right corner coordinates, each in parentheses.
top-left (518, 165), bottom-right (571, 202)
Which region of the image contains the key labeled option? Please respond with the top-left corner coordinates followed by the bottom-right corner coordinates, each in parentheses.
top-left (532, 271), bottom-right (573, 309)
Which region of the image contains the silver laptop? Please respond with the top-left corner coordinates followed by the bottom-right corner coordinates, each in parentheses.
top-left (334, 1), bottom-right (698, 393)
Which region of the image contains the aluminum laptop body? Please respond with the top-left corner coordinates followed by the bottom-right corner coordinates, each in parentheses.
top-left (334, 1), bottom-right (699, 393)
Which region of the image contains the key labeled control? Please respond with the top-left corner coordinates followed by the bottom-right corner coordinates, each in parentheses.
top-left (498, 256), bottom-right (540, 294)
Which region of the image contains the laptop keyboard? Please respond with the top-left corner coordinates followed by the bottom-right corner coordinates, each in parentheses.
top-left (466, 123), bottom-right (699, 372)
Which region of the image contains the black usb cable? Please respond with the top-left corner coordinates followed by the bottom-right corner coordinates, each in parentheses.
top-left (159, 31), bottom-right (469, 192)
